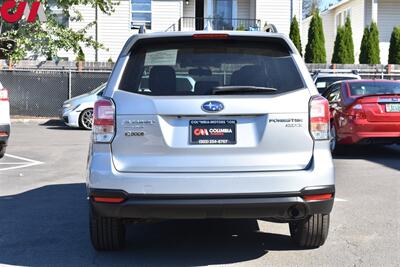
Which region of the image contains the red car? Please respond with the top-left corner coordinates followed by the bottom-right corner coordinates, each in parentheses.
top-left (322, 80), bottom-right (400, 152)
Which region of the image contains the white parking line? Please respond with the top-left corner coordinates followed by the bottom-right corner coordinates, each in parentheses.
top-left (0, 154), bottom-right (44, 171)
top-left (335, 198), bottom-right (348, 202)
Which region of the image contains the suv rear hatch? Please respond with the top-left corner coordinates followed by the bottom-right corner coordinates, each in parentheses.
top-left (110, 34), bottom-right (313, 173)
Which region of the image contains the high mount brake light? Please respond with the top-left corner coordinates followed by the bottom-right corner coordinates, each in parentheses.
top-left (0, 88), bottom-right (8, 101)
top-left (309, 95), bottom-right (329, 140)
top-left (192, 33), bottom-right (229, 39)
top-left (93, 99), bottom-right (115, 143)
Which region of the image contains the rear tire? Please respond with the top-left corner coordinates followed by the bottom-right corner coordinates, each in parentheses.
top-left (0, 145), bottom-right (6, 159)
top-left (289, 214), bottom-right (330, 248)
top-left (89, 207), bottom-right (125, 251)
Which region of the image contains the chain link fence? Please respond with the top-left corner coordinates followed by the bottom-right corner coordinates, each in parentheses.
top-left (2, 63), bottom-right (400, 117)
top-left (0, 69), bottom-right (110, 117)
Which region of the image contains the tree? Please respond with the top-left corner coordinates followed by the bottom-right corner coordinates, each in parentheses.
top-left (332, 27), bottom-right (347, 64)
top-left (388, 26), bottom-right (400, 64)
top-left (368, 22), bottom-right (380, 64)
top-left (289, 16), bottom-right (302, 56)
top-left (359, 23), bottom-right (381, 64)
top-left (305, 11), bottom-right (326, 63)
top-left (0, 0), bottom-right (116, 61)
top-left (359, 27), bottom-right (370, 64)
top-left (303, 0), bottom-right (321, 18)
top-left (343, 16), bottom-right (355, 63)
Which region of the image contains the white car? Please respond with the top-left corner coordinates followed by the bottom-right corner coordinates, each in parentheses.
top-left (61, 83), bottom-right (106, 130)
top-left (313, 72), bottom-right (361, 94)
top-left (0, 83), bottom-right (10, 158)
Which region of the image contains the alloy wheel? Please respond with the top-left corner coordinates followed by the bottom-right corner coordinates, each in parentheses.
top-left (80, 109), bottom-right (93, 130)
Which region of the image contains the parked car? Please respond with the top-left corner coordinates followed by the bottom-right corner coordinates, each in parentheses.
top-left (61, 83), bottom-right (106, 130)
top-left (0, 84), bottom-right (10, 158)
top-left (139, 75), bottom-right (196, 93)
top-left (87, 31), bottom-right (335, 250)
top-left (323, 80), bottom-right (400, 152)
top-left (313, 72), bottom-right (361, 94)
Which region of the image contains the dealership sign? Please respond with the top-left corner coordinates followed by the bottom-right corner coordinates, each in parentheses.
top-left (0, 0), bottom-right (46, 23)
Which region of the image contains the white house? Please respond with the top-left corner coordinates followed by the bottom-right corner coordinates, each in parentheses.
top-left (302, 0), bottom-right (400, 64)
top-left (59, 0), bottom-right (302, 61)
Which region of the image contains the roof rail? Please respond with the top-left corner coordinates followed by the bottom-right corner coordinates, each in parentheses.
top-left (314, 69), bottom-right (360, 74)
top-left (263, 24), bottom-right (278, 33)
top-left (131, 24), bottom-right (147, 34)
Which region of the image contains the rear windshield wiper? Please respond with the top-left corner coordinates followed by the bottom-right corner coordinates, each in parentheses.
top-left (212, 86), bottom-right (278, 95)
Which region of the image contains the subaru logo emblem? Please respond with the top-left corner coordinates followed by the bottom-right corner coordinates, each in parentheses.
top-left (202, 101), bottom-right (224, 113)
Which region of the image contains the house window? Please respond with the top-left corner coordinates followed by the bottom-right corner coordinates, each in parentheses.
top-left (131, 0), bottom-right (152, 29)
top-left (214, 0), bottom-right (233, 18)
top-left (335, 8), bottom-right (352, 28)
top-left (48, 0), bottom-right (69, 27)
top-left (213, 0), bottom-right (233, 30)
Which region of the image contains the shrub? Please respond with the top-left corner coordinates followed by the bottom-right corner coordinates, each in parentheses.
top-left (368, 22), bottom-right (380, 64)
top-left (332, 27), bottom-right (347, 64)
top-left (305, 11), bottom-right (326, 63)
top-left (388, 26), bottom-right (400, 64)
top-left (359, 27), bottom-right (370, 64)
top-left (343, 17), bottom-right (355, 64)
top-left (289, 16), bottom-right (302, 56)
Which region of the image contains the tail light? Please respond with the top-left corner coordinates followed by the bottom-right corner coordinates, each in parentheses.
top-left (348, 104), bottom-right (366, 120)
top-left (0, 88), bottom-right (8, 101)
top-left (309, 95), bottom-right (329, 140)
top-left (93, 99), bottom-right (115, 143)
top-left (303, 193), bottom-right (333, 201)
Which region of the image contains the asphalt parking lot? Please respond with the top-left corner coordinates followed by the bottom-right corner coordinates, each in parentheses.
top-left (0, 120), bottom-right (399, 267)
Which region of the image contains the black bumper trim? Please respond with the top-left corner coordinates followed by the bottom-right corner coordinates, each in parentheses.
top-left (89, 185), bottom-right (335, 200)
top-left (89, 185), bottom-right (335, 220)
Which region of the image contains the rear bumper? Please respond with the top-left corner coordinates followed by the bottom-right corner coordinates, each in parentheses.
top-left (90, 185), bottom-right (335, 220)
top-left (0, 124), bottom-right (10, 144)
top-left (339, 131), bottom-right (400, 144)
top-left (339, 120), bottom-right (400, 144)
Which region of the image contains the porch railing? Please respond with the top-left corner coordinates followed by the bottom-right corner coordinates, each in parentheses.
top-left (177, 17), bottom-right (261, 31)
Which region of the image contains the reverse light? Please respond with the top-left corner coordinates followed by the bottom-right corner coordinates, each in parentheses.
top-left (303, 194), bottom-right (333, 201)
top-left (0, 88), bottom-right (8, 101)
top-left (309, 95), bottom-right (329, 140)
top-left (93, 99), bottom-right (115, 143)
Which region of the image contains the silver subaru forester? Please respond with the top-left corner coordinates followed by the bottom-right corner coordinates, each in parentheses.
top-left (87, 31), bottom-right (335, 250)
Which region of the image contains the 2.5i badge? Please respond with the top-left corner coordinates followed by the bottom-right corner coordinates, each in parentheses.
top-left (189, 120), bottom-right (236, 145)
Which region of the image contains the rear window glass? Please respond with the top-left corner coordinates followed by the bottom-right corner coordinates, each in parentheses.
top-left (315, 76), bottom-right (357, 94)
top-left (348, 82), bottom-right (400, 96)
top-left (119, 38), bottom-right (305, 95)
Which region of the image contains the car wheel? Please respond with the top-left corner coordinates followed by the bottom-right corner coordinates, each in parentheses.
top-left (79, 108), bottom-right (93, 130)
top-left (89, 207), bottom-right (125, 251)
top-left (289, 214), bottom-right (330, 249)
top-left (0, 145), bottom-right (5, 159)
top-left (330, 124), bottom-right (339, 154)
